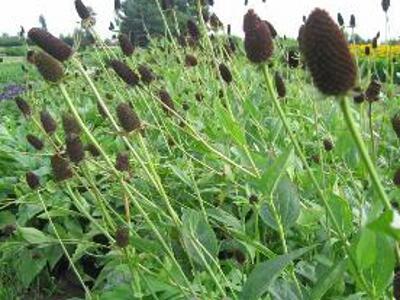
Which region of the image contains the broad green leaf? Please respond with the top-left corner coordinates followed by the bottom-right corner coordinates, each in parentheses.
top-left (181, 208), bottom-right (218, 268)
top-left (329, 194), bottom-right (353, 235)
top-left (207, 207), bottom-right (242, 230)
top-left (309, 259), bottom-right (347, 300)
top-left (217, 103), bottom-right (246, 146)
top-left (239, 246), bottom-right (313, 300)
top-left (18, 227), bottom-right (54, 244)
top-left (0, 211), bottom-right (15, 229)
top-left (260, 176), bottom-right (300, 230)
top-left (368, 210), bottom-right (400, 240)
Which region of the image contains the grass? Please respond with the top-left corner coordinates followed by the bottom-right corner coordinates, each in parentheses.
top-left (1, 2), bottom-right (400, 299)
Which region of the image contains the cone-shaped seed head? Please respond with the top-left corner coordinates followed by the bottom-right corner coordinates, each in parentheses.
top-left (86, 143), bottom-right (101, 157)
top-left (392, 113), bottom-right (400, 139)
top-left (243, 10), bottom-right (274, 63)
top-left (28, 28), bottom-right (72, 62)
top-left (274, 72), bottom-right (286, 98)
top-left (115, 226), bottom-right (129, 248)
top-left (62, 113), bottom-right (81, 137)
top-left (323, 138), bottom-right (334, 151)
top-left (26, 172), bottom-right (40, 190)
top-left (365, 80), bottom-right (381, 102)
top-left (75, 0), bottom-right (91, 20)
top-left (115, 152), bottom-right (130, 172)
top-left (138, 65), bottom-right (155, 84)
top-left (158, 89), bottom-right (175, 114)
top-left (27, 51), bottom-right (64, 83)
top-left (110, 60), bottom-right (139, 86)
top-left (15, 97), bottom-right (31, 116)
top-left (40, 110), bottom-right (57, 135)
top-left (66, 135), bottom-right (85, 163)
top-left (187, 20), bottom-right (200, 42)
top-left (116, 103), bottom-right (141, 132)
top-left (219, 63), bottom-right (233, 84)
top-left (185, 54), bottom-right (198, 67)
top-left (302, 8), bottom-right (356, 95)
top-left (118, 34), bottom-right (135, 57)
top-left (26, 134), bottom-right (44, 150)
top-left (382, 0), bottom-right (390, 12)
top-left (51, 154), bottom-right (73, 182)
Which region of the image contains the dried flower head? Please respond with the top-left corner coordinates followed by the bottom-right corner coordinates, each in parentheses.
top-left (158, 89), bottom-right (175, 114)
top-left (26, 134), bottom-right (44, 150)
top-left (138, 65), bottom-right (155, 84)
top-left (115, 226), bottom-right (129, 248)
top-left (51, 154), bottom-right (73, 182)
top-left (394, 267), bottom-right (400, 300)
top-left (274, 72), bottom-right (286, 98)
top-left (116, 102), bottom-right (141, 132)
top-left (337, 13), bottom-right (344, 26)
top-left (365, 80), bottom-right (381, 102)
top-left (353, 92), bottom-right (365, 104)
top-left (86, 143), bottom-right (101, 157)
top-left (302, 9), bottom-right (356, 95)
top-left (185, 54), bottom-right (198, 67)
top-left (287, 50), bottom-right (300, 68)
top-left (187, 20), bottom-right (200, 42)
top-left (243, 10), bottom-right (274, 63)
top-left (28, 28), bottom-right (72, 62)
top-left (382, 0), bottom-right (390, 12)
top-left (323, 138), bottom-right (334, 151)
top-left (110, 60), bottom-right (139, 86)
top-left (27, 50), bottom-right (64, 83)
top-left (161, 0), bottom-right (174, 10)
top-left (118, 34), bottom-right (135, 57)
top-left (219, 63), bottom-right (233, 84)
top-left (392, 113), bottom-right (400, 139)
top-left (26, 172), bottom-right (40, 190)
top-left (15, 97), bottom-right (31, 116)
top-left (66, 135), bottom-right (85, 163)
top-left (40, 110), bottom-right (57, 135)
top-left (263, 20), bottom-right (277, 38)
top-left (75, 0), bottom-right (91, 20)
top-left (365, 46), bottom-right (371, 56)
top-left (115, 152), bottom-right (129, 172)
top-left (62, 113), bottom-right (81, 137)
top-left (350, 14), bottom-right (356, 28)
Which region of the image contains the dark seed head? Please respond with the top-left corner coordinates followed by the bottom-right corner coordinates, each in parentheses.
top-left (138, 65), bottom-right (155, 84)
top-left (287, 50), bottom-right (300, 68)
top-left (75, 0), bottom-right (91, 20)
top-left (365, 46), bottom-right (371, 56)
top-left (40, 110), bottom-right (57, 135)
top-left (115, 226), bottom-right (129, 248)
top-left (337, 13), bottom-right (344, 26)
top-left (27, 51), bottom-right (64, 82)
top-left (26, 134), bottom-right (44, 150)
top-left (51, 154), bottom-right (73, 182)
top-left (263, 20), bottom-right (277, 38)
top-left (62, 113), bottom-right (81, 137)
top-left (394, 267), bottom-right (400, 300)
top-left (115, 152), bottom-right (130, 172)
top-left (382, 0), bottom-right (390, 12)
top-left (350, 14), bottom-right (356, 28)
top-left (116, 103), bottom-right (141, 132)
top-left (26, 172), bottom-right (40, 190)
top-left (185, 54), bottom-right (198, 67)
top-left (110, 60), bottom-right (139, 86)
top-left (274, 72), bottom-right (286, 98)
top-left (372, 37), bottom-right (378, 49)
top-left (353, 92), bottom-right (365, 104)
top-left (365, 80), bottom-right (381, 102)
top-left (86, 143), bottom-right (101, 157)
top-left (323, 138), bottom-right (334, 151)
top-left (161, 0), bottom-right (174, 10)
top-left (219, 63), bottom-right (233, 84)
top-left (249, 194), bottom-right (258, 204)
top-left (158, 89), bottom-right (175, 114)
top-left (15, 97), bottom-right (31, 116)
top-left (187, 20), bottom-right (200, 42)
top-left (392, 114), bottom-right (400, 139)
top-left (302, 8), bottom-right (356, 95)
top-left (394, 169), bottom-right (400, 187)
top-left (118, 34), bottom-right (134, 57)
top-left (243, 10), bottom-right (274, 63)
top-left (66, 135), bottom-right (85, 163)
top-left (28, 28), bottom-right (72, 62)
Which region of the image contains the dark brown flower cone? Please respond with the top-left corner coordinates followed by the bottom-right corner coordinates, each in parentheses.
top-left (28, 28), bottom-right (72, 62)
top-left (323, 138), bottom-right (334, 151)
top-left (382, 0), bottom-right (390, 12)
top-left (392, 114), bottom-right (400, 139)
top-left (372, 37), bottom-right (378, 49)
top-left (27, 51), bottom-right (64, 83)
top-left (274, 72), bottom-right (286, 98)
top-left (138, 65), bottom-right (155, 84)
top-left (365, 80), bottom-right (381, 102)
top-left (210, 13), bottom-right (223, 29)
top-left (26, 172), bottom-right (40, 190)
top-left (75, 0), bottom-right (91, 20)
top-left (302, 8), bottom-right (356, 95)
top-left (158, 89), bottom-right (175, 115)
top-left (40, 110), bottom-right (57, 135)
top-left (26, 134), bottom-right (44, 150)
top-left (263, 20), bottom-right (277, 38)
top-left (394, 267), bottom-right (400, 300)
top-left (394, 168), bottom-right (400, 187)
top-left (51, 154), bottom-right (73, 182)
top-left (187, 20), bottom-right (200, 42)
top-left (219, 63), bottom-right (233, 84)
top-left (350, 14), bottom-right (356, 28)
top-left (243, 10), bottom-right (274, 63)
top-left (116, 103), bottom-right (141, 132)
top-left (185, 54), bottom-right (198, 67)
top-left (86, 143), bottom-right (101, 157)
top-left (15, 97), bottom-right (31, 117)
top-left (115, 226), bottom-right (129, 248)
top-left (66, 135), bottom-right (85, 163)
top-left (115, 152), bottom-right (130, 172)
top-left (353, 92), bottom-right (365, 104)
top-left (337, 13), bottom-right (344, 26)
top-left (287, 50), bottom-right (300, 68)
top-left (110, 60), bottom-right (139, 86)
top-left (118, 34), bottom-right (135, 57)
top-left (365, 46), bottom-right (371, 56)
top-left (161, 0), bottom-right (174, 10)
top-left (62, 113), bottom-right (81, 137)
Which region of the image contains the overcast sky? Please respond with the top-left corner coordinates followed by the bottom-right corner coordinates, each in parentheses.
top-left (0, 0), bottom-right (398, 41)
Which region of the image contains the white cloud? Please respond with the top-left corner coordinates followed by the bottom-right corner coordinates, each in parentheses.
top-left (0, 0), bottom-right (398, 42)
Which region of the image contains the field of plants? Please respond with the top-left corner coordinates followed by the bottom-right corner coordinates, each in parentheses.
top-left (1, 0), bottom-right (400, 299)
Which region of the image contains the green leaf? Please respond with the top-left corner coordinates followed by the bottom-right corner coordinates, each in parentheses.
top-left (18, 227), bottom-right (54, 244)
top-left (260, 176), bottom-right (300, 230)
top-left (217, 103), bottom-right (246, 146)
top-left (181, 208), bottom-right (218, 268)
top-left (329, 194), bottom-right (353, 235)
top-left (0, 211), bottom-right (16, 229)
top-left (239, 246), bottom-right (313, 300)
top-left (368, 210), bottom-right (400, 240)
top-left (309, 258), bottom-right (347, 300)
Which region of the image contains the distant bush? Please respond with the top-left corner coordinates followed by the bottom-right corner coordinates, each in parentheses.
top-left (2, 46), bottom-right (25, 57)
top-left (0, 35), bottom-right (24, 47)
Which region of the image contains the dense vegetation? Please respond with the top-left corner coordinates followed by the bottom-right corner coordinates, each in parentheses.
top-left (1, 0), bottom-right (400, 299)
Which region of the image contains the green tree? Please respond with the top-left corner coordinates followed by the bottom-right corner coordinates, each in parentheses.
top-left (119, 0), bottom-right (205, 46)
